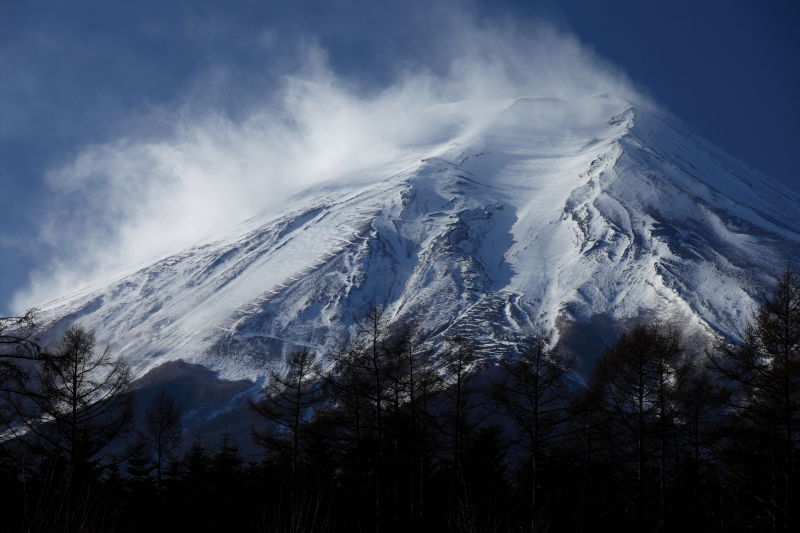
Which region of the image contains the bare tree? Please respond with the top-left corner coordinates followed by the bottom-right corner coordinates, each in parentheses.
top-left (144, 390), bottom-right (182, 498)
top-left (0, 308), bottom-right (44, 361)
top-left (3, 324), bottom-right (132, 531)
top-left (442, 335), bottom-right (481, 472)
top-left (672, 360), bottom-right (727, 526)
top-left (250, 347), bottom-right (321, 478)
top-left (493, 331), bottom-right (573, 532)
top-left (709, 267), bottom-right (800, 531)
top-left (592, 323), bottom-right (683, 530)
top-left (13, 325), bottom-right (133, 469)
top-left (0, 309), bottom-right (46, 427)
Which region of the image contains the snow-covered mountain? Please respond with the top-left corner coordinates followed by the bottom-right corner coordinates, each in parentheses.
top-left (32, 94), bottom-right (800, 382)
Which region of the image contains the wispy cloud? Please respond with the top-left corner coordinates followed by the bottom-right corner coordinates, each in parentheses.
top-left (13, 12), bottom-right (644, 311)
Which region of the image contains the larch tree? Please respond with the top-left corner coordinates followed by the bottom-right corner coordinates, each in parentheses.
top-left (18, 325), bottom-right (133, 470)
top-left (250, 347), bottom-right (321, 479)
top-left (710, 267), bottom-right (800, 532)
top-left (143, 389), bottom-right (183, 499)
top-left (592, 323), bottom-right (683, 530)
top-left (493, 331), bottom-right (574, 532)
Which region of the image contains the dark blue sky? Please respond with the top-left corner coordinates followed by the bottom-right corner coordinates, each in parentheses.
top-left (1, 0), bottom-right (798, 314)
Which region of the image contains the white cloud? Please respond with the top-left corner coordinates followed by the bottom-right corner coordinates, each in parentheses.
top-left (12, 14), bottom-right (646, 311)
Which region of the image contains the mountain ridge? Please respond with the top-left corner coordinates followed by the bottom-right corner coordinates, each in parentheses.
top-left (28, 95), bottom-right (800, 382)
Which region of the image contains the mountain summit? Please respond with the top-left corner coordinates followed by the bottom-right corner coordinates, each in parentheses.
top-left (32, 95), bottom-right (800, 380)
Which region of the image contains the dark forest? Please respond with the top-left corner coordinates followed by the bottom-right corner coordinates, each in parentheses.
top-left (0, 269), bottom-right (798, 532)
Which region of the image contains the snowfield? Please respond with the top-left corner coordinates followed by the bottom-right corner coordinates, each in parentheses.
top-left (32, 94), bottom-right (800, 381)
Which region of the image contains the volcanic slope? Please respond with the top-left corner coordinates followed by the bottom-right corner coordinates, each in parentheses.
top-left (33, 95), bottom-right (800, 380)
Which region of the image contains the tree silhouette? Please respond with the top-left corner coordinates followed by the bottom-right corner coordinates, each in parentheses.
top-left (16, 325), bottom-right (132, 469)
top-left (591, 323), bottom-right (683, 530)
top-left (710, 267), bottom-right (800, 531)
top-left (7, 324), bottom-right (132, 530)
top-left (493, 331), bottom-right (573, 531)
top-left (251, 347), bottom-right (321, 478)
top-left (0, 309), bottom-right (46, 431)
top-left (143, 389), bottom-right (182, 499)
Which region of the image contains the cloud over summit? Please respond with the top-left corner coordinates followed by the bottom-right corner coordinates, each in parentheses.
top-left (14, 13), bottom-right (643, 311)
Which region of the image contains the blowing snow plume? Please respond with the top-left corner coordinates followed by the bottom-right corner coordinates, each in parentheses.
top-left (13, 16), bottom-right (643, 312)
top-left (13, 4), bottom-right (800, 383)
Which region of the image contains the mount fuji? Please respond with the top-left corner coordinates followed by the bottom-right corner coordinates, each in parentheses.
top-left (27, 94), bottom-right (800, 393)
